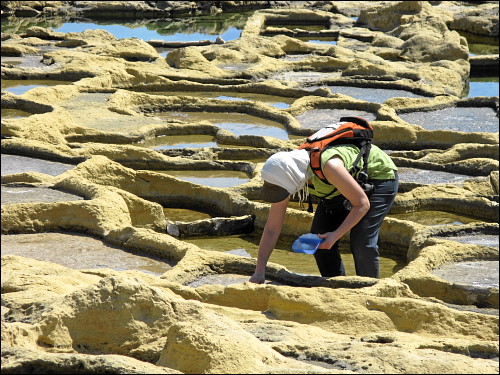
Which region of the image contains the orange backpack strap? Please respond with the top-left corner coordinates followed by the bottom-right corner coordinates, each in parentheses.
top-left (297, 116), bottom-right (374, 189)
top-left (309, 148), bottom-right (325, 181)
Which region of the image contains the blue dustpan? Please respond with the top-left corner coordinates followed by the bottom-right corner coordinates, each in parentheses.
top-left (292, 233), bottom-right (324, 254)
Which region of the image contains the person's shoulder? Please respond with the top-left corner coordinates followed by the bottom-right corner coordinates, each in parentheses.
top-left (325, 155), bottom-right (345, 168)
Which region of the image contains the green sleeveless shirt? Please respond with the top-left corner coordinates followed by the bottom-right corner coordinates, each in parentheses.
top-left (307, 144), bottom-right (397, 198)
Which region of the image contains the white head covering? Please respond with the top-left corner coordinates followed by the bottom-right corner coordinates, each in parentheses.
top-left (261, 149), bottom-right (310, 195)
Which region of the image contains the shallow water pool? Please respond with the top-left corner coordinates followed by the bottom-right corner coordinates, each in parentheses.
top-left (2, 79), bottom-right (73, 95)
top-left (154, 169), bottom-right (250, 188)
top-left (398, 106), bottom-right (498, 133)
top-left (1, 232), bottom-right (174, 276)
top-left (156, 111), bottom-right (290, 140)
top-left (1, 154), bottom-right (75, 176)
top-left (184, 232), bottom-right (405, 278)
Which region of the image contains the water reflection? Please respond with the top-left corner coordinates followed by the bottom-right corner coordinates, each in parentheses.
top-left (296, 37), bottom-right (337, 45)
top-left (464, 77), bottom-right (499, 98)
top-left (51, 22), bottom-right (241, 42)
top-left (1, 108), bottom-right (33, 119)
top-left (157, 48), bottom-right (173, 57)
top-left (457, 31), bottom-right (499, 56)
top-left (2, 79), bottom-right (73, 95)
top-left (2, 12), bottom-right (253, 41)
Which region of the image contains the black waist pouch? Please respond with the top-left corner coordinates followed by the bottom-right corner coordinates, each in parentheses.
top-left (320, 195), bottom-right (349, 213)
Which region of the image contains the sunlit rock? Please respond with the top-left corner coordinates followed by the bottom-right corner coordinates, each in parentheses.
top-left (1, 1), bottom-right (498, 373)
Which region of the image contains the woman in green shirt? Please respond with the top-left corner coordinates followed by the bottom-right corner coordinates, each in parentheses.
top-left (250, 142), bottom-right (398, 283)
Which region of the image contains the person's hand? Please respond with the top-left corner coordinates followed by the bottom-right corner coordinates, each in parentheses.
top-left (317, 231), bottom-right (339, 249)
top-left (249, 271), bottom-right (265, 284)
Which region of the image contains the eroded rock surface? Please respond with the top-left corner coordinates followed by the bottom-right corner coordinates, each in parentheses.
top-left (1, 1), bottom-right (498, 374)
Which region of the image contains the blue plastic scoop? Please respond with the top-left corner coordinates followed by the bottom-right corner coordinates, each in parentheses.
top-left (292, 233), bottom-right (324, 254)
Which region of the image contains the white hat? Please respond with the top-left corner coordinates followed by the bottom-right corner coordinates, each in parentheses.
top-left (260, 149), bottom-right (309, 203)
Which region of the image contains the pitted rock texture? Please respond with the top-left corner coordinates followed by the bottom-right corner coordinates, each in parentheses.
top-left (1, 1), bottom-right (499, 374)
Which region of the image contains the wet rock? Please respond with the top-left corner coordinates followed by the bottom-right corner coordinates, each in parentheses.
top-left (1, 2), bottom-right (499, 373)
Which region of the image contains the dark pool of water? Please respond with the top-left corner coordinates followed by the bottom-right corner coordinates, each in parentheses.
top-left (457, 30), bottom-right (499, 56)
top-left (163, 207), bottom-right (213, 222)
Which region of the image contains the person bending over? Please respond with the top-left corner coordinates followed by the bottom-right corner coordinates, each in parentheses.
top-left (249, 143), bottom-right (398, 284)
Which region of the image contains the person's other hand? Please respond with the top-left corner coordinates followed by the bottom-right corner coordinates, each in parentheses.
top-left (249, 271), bottom-right (265, 284)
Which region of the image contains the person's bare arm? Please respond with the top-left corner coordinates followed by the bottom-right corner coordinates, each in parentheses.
top-left (317, 157), bottom-right (370, 249)
top-left (249, 197), bottom-right (289, 284)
